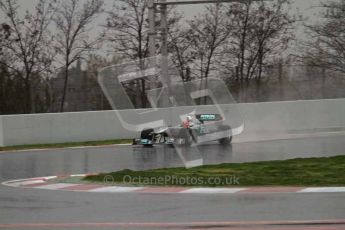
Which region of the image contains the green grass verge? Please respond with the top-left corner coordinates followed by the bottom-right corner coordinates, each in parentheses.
top-left (0, 139), bottom-right (132, 152)
top-left (82, 155), bottom-right (345, 187)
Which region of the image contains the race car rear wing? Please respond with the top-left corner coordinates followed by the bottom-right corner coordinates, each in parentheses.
top-left (196, 114), bottom-right (223, 122)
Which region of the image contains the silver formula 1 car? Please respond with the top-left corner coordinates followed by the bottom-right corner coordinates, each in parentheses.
top-left (133, 114), bottom-right (232, 147)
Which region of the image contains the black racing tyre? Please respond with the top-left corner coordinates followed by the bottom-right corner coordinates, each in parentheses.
top-left (219, 136), bottom-right (232, 145)
top-left (141, 128), bottom-right (154, 139)
top-left (218, 125), bottom-right (232, 145)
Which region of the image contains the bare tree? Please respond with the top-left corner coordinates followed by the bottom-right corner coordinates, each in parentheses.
top-left (168, 26), bottom-right (194, 81)
top-left (248, 0), bottom-right (295, 79)
top-left (0, 0), bottom-right (56, 113)
top-left (0, 23), bottom-right (11, 51)
top-left (53, 0), bottom-right (104, 112)
top-left (184, 4), bottom-right (231, 79)
top-left (104, 0), bottom-right (181, 107)
top-left (220, 0), bottom-right (295, 81)
top-left (170, 0), bottom-right (294, 83)
top-left (85, 54), bottom-right (119, 110)
top-left (302, 0), bottom-right (345, 74)
top-left (104, 0), bottom-right (150, 108)
top-left (105, 0), bottom-right (149, 60)
top-left (105, 0), bottom-right (181, 62)
top-left (106, 0), bottom-right (151, 107)
top-left (231, 1), bottom-right (253, 81)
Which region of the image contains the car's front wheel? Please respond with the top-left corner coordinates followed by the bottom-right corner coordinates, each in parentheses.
top-left (140, 128), bottom-right (154, 147)
top-left (141, 128), bottom-right (154, 139)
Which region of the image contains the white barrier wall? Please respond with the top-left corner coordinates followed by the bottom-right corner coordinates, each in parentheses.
top-left (238, 99), bottom-right (345, 142)
top-left (1, 99), bottom-right (345, 147)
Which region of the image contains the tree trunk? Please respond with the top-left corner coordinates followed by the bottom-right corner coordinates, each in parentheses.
top-left (278, 61), bottom-right (284, 100)
top-left (321, 66), bottom-right (326, 98)
top-left (141, 78), bottom-right (146, 108)
top-left (30, 81), bottom-right (35, 113)
top-left (24, 79), bottom-right (31, 114)
top-left (239, 5), bottom-right (250, 81)
top-left (60, 64), bottom-right (69, 112)
top-left (257, 48), bottom-right (263, 80)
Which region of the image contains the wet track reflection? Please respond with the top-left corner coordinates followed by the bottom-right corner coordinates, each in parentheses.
top-left (1, 134), bottom-right (345, 181)
top-left (1, 135), bottom-right (345, 228)
top-left (132, 144), bottom-right (233, 170)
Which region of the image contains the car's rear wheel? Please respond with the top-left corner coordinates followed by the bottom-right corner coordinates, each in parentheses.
top-left (219, 136), bottom-right (232, 145)
top-left (218, 125), bottom-right (232, 145)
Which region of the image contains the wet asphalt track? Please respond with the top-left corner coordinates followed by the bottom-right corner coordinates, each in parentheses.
top-left (0, 135), bottom-right (345, 229)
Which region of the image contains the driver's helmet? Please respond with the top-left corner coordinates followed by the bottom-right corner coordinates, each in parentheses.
top-left (186, 115), bottom-right (193, 122)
